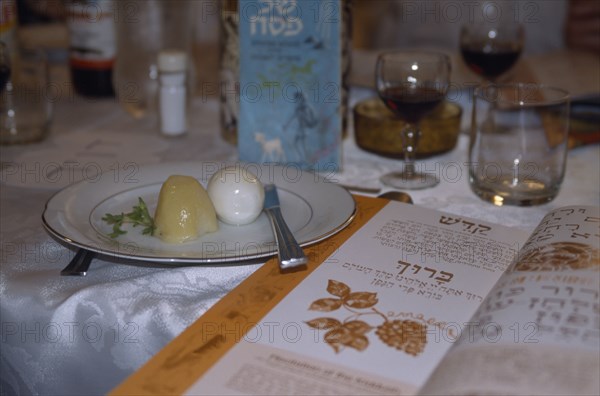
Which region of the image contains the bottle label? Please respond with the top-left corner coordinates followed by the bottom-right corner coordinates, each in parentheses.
top-left (0, 0), bottom-right (16, 33)
top-left (67, 0), bottom-right (116, 69)
top-left (0, 0), bottom-right (17, 55)
top-left (237, 0), bottom-right (342, 171)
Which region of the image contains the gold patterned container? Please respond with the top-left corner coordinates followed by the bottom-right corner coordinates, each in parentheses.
top-left (353, 98), bottom-right (462, 159)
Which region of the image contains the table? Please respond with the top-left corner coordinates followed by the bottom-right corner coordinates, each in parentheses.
top-left (1, 51), bottom-right (599, 395)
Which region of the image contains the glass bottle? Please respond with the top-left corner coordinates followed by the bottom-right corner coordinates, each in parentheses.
top-left (219, 0), bottom-right (239, 144)
top-left (218, 0), bottom-right (352, 145)
top-left (113, 0), bottom-right (194, 119)
top-left (65, 0), bottom-right (116, 97)
top-left (0, 0), bottom-right (17, 56)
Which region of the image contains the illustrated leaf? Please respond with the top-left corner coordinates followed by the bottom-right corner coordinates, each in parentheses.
top-left (305, 317), bottom-right (342, 330)
top-left (343, 320), bottom-right (372, 335)
top-left (326, 279), bottom-right (351, 298)
top-left (343, 292), bottom-right (379, 309)
top-left (324, 328), bottom-right (369, 353)
top-left (346, 334), bottom-right (369, 352)
top-left (326, 341), bottom-right (343, 354)
top-left (309, 298), bottom-right (343, 312)
top-left (324, 328), bottom-right (353, 345)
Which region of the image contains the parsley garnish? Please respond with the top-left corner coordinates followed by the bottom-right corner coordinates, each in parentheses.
top-left (102, 197), bottom-right (156, 238)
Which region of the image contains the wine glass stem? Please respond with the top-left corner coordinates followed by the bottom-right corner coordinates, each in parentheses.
top-left (401, 123), bottom-right (419, 178)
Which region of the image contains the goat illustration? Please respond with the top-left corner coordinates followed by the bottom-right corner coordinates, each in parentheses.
top-left (254, 132), bottom-right (286, 163)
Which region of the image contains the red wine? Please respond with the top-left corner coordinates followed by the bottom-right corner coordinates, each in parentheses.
top-left (70, 65), bottom-right (114, 97)
top-left (461, 45), bottom-right (521, 79)
top-left (66, 0), bottom-right (116, 98)
top-left (0, 64), bottom-right (10, 92)
top-left (380, 86), bottom-right (445, 123)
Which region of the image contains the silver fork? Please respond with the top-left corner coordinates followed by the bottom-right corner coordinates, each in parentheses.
top-left (61, 249), bottom-right (95, 276)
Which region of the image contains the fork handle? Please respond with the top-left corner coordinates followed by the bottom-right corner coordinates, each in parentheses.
top-left (266, 207), bottom-right (308, 270)
top-left (61, 249), bottom-right (95, 276)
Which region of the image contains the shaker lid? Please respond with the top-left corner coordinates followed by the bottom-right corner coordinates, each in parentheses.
top-left (158, 50), bottom-right (187, 72)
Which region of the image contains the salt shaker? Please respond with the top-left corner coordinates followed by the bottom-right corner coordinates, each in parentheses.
top-left (157, 50), bottom-right (188, 136)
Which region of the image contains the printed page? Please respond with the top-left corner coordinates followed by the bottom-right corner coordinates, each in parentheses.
top-left (185, 201), bottom-right (529, 395)
top-left (421, 206), bottom-right (600, 395)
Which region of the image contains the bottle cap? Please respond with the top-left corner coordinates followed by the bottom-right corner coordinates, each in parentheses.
top-left (157, 50), bottom-right (187, 73)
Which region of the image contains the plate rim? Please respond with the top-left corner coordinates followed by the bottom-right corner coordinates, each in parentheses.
top-left (42, 162), bottom-right (356, 264)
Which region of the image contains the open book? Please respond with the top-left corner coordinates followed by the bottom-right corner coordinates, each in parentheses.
top-left (115, 200), bottom-right (600, 395)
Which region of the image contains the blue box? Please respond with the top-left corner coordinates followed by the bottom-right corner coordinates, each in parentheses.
top-left (238, 0), bottom-right (342, 172)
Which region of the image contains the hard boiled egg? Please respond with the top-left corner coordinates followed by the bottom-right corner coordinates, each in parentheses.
top-left (207, 166), bottom-right (265, 225)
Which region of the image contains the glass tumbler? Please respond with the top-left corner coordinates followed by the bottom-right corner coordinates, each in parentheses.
top-left (468, 84), bottom-right (570, 206)
top-left (1, 44), bottom-right (52, 145)
top-left (112, 0), bottom-right (194, 120)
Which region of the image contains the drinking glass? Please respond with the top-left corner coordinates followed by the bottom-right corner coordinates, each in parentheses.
top-left (375, 51), bottom-right (451, 189)
top-left (469, 84), bottom-right (570, 206)
top-left (1, 44), bottom-right (52, 145)
top-left (460, 22), bottom-right (524, 82)
top-left (113, 0), bottom-right (194, 120)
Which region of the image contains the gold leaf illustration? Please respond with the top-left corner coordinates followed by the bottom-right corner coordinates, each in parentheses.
top-left (323, 327), bottom-right (370, 353)
top-left (343, 320), bottom-right (372, 335)
top-left (248, 285), bottom-right (276, 303)
top-left (324, 328), bottom-right (353, 353)
top-left (516, 242), bottom-right (600, 272)
top-left (343, 292), bottom-right (379, 309)
top-left (305, 317), bottom-right (342, 330)
top-left (309, 298), bottom-right (343, 312)
top-left (324, 327), bottom-right (353, 344)
top-left (306, 280), bottom-right (427, 355)
top-left (327, 341), bottom-right (343, 353)
top-left (327, 279), bottom-right (351, 298)
top-left (347, 334), bottom-right (369, 351)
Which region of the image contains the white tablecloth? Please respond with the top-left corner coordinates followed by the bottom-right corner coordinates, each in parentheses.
top-left (1, 87), bottom-right (598, 395)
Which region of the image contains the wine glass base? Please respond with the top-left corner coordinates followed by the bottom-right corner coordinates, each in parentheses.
top-left (380, 171), bottom-right (439, 190)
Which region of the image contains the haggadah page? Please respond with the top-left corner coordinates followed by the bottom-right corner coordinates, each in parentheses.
top-left (185, 201), bottom-right (530, 395)
top-left (421, 206), bottom-right (600, 396)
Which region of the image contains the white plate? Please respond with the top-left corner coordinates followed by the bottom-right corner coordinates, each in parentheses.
top-left (42, 162), bottom-right (356, 264)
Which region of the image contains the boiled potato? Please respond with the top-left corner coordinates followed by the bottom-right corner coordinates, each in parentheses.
top-left (154, 175), bottom-right (218, 243)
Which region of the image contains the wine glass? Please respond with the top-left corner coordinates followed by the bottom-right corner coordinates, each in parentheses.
top-left (460, 22), bottom-right (524, 82)
top-left (375, 51), bottom-right (451, 190)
